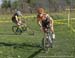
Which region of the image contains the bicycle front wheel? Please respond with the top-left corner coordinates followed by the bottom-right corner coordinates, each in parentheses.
top-left (47, 35), bottom-right (53, 48)
top-left (42, 37), bottom-right (49, 52)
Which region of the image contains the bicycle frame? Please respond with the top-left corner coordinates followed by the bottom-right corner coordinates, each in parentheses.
top-left (42, 26), bottom-right (53, 52)
top-left (12, 23), bottom-right (34, 35)
top-left (46, 27), bottom-right (53, 44)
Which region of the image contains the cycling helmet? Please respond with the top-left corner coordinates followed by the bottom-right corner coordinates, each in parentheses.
top-left (37, 8), bottom-right (45, 14)
top-left (16, 10), bottom-right (22, 16)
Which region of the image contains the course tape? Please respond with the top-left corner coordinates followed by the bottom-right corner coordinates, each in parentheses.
top-left (0, 21), bottom-right (11, 23)
top-left (0, 19), bottom-right (75, 32)
top-left (0, 20), bottom-right (67, 25)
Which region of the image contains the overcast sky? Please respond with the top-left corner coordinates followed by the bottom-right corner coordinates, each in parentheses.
top-left (0, 0), bottom-right (2, 5)
top-left (0, 0), bottom-right (16, 5)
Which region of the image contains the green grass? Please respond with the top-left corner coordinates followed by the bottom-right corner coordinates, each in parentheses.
top-left (0, 15), bottom-right (74, 58)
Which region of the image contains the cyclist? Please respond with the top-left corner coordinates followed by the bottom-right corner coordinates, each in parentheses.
top-left (36, 8), bottom-right (55, 39)
top-left (12, 10), bottom-right (23, 27)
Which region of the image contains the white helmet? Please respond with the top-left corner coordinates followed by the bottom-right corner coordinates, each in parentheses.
top-left (16, 10), bottom-right (22, 16)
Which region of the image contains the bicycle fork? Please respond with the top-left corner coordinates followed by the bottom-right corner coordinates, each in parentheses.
top-left (47, 33), bottom-right (52, 44)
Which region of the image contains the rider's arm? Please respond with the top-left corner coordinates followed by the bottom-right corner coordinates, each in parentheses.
top-left (50, 16), bottom-right (54, 27)
top-left (47, 14), bottom-right (55, 38)
top-left (37, 17), bottom-right (42, 27)
top-left (47, 14), bottom-right (54, 27)
top-left (15, 16), bottom-right (19, 22)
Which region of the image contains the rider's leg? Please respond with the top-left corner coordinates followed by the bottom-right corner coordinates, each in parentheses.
top-left (17, 21), bottom-right (22, 29)
top-left (50, 26), bottom-right (55, 39)
top-left (17, 20), bottom-right (27, 31)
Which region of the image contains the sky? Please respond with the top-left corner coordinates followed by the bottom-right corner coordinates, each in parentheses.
top-left (0, 0), bottom-right (16, 5)
top-left (0, 0), bottom-right (2, 5)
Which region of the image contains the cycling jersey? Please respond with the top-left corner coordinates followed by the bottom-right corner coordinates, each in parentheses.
top-left (42, 17), bottom-right (50, 28)
top-left (37, 14), bottom-right (51, 28)
top-left (12, 13), bottom-right (19, 24)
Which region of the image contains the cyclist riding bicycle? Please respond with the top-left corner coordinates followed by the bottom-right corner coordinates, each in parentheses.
top-left (12, 10), bottom-right (24, 27)
top-left (37, 8), bottom-right (55, 39)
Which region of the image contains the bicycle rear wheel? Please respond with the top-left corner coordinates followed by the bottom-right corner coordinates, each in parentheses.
top-left (12, 26), bottom-right (22, 35)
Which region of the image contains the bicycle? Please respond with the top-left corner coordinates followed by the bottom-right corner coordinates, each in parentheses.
top-left (12, 25), bottom-right (26, 35)
top-left (42, 25), bottom-right (53, 52)
top-left (12, 19), bottom-right (34, 35)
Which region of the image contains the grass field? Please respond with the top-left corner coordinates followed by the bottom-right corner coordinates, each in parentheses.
top-left (0, 14), bottom-right (74, 58)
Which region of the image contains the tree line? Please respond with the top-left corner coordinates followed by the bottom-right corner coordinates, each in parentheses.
top-left (0, 0), bottom-right (75, 14)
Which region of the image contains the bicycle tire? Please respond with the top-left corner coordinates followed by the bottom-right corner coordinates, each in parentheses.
top-left (47, 35), bottom-right (53, 48)
top-left (12, 26), bottom-right (17, 32)
top-left (42, 37), bottom-right (49, 51)
top-left (12, 26), bottom-right (22, 35)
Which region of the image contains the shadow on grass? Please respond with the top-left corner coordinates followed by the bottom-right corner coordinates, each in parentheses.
top-left (0, 42), bottom-right (41, 49)
top-left (0, 32), bottom-right (35, 36)
top-left (28, 49), bottom-right (42, 58)
top-left (0, 42), bottom-right (43, 58)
